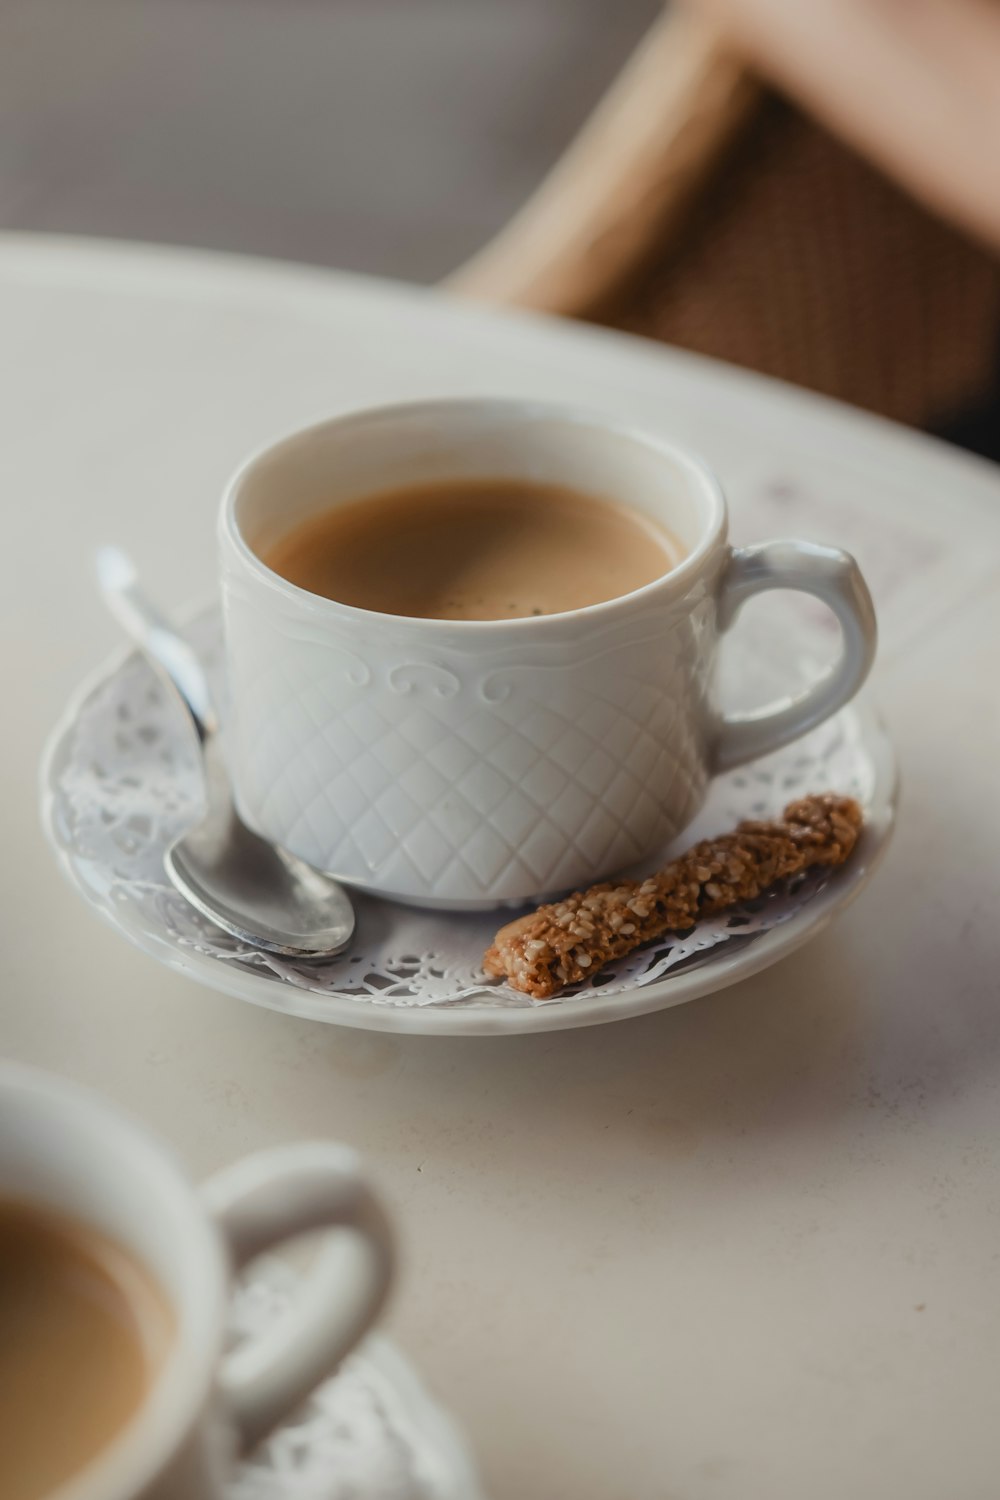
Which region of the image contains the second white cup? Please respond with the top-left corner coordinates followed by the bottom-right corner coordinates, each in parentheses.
top-left (0, 1063), bottom-right (394, 1500)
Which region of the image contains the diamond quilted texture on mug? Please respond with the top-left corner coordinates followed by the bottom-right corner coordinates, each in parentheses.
top-left (545, 836), bottom-right (618, 894)
top-left (482, 726), bottom-right (541, 780)
top-left (298, 687), bottom-right (364, 759)
top-left (571, 695), bottom-right (620, 742)
top-left (426, 788), bottom-right (482, 846)
top-left (546, 781), bottom-right (599, 838)
top-left (453, 707), bottom-right (509, 755)
top-left (543, 722), bottom-right (595, 777)
top-left (519, 756), bottom-right (574, 806)
top-left (453, 760), bottom-right (511, 817)
top-left (424, 734), bottom-right (481, 780)
top-left (370, 731), bottom-right (417, 778)
top-left (266, 791), bottom-right (330, 869)
top-left (398, 819), bottom-right (456, 885)
top-left (574, 742), bottom-right (619, 797)
top-left (299, 721), bottom-right (355, 781)
top-left (346, 803), bottom-right (401, 872)
top-left (395, 705), bottom-right (452, 752)
top-left (456, 822), bottom-right (523, 888)
top-left (486, 786), bottom-right (545, 847)
top-left (372, 779), bottom-right (425, 838)
top-left (332, 744), bottom-right (388, 801)
top-left (625, 728), bottom-right (665, 784)
top-left (599, 710), bottom-right (656, 763)
top-left (513, 818), bottom-right (571, 887)
top-left (396, 758), bottom-right (451, 807)
top-left (573, 800), bottom-right (635, 868)
top-left (315, 767), bottom-right (374, 831)
top-left (516, 704), bottom-right (571, 749)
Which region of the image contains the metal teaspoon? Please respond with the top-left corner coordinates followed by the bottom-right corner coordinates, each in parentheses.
top-left (97, 547), bottom-right (356, 958)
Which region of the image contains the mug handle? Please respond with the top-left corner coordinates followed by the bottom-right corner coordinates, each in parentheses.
top-left (202, 1143), bottom-right (394, 1453)
top-left (711, 540), bottom-right (877, 773)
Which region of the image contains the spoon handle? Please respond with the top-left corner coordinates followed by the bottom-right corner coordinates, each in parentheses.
top-left (95, 546), bottom-right (219, 745)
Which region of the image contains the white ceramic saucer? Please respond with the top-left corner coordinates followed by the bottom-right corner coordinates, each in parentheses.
top-left (40, 606), bottom-right (896, 1037)
top-left (227, 1257), bottom-right (484, 1500)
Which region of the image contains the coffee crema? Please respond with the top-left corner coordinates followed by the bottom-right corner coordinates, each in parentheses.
top-left (0, 1200), bottom-right (173, 1500)
top-left (262, 478), bottom-right (683, 621)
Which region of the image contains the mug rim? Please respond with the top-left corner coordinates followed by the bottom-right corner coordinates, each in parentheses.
top-left (220, 397), bottom-right (728, 636)
top-left (0, 1062), bottom-right (227, 1500)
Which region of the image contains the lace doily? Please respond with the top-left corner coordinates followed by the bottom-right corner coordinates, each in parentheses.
top-left (43, 607), bottom-right (887, 1015)
top-left (227, 1259), bottom-right (481, 1500)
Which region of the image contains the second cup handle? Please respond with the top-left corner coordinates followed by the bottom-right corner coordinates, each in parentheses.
top-left (711, 540), bottom-right (877, 774)
top-left (202, 1143), bottom-right (394, 1453)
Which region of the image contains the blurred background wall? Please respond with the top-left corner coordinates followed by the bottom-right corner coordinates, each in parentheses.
top-left (5, 0), bottom-right (998, 456)
top-left (1, 0), bottom-right (660, 281)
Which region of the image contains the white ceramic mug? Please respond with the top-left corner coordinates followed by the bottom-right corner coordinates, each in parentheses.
top-left (0, 1062), bottom-right (393, 1500)
top-left (220, 399), bottom-right (876, 909)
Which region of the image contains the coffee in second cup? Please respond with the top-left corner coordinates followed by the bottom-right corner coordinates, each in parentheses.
top-left (0, 1200), bottom-right (173, 1500)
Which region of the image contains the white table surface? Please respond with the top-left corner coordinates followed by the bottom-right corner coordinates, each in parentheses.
top-left (5, 235), bottom-right (1000, 1500)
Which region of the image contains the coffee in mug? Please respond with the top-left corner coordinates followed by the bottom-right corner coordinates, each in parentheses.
top-left (263, 477), bottom-right (685, 621)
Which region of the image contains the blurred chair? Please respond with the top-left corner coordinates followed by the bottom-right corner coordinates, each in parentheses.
top-left (448, 6), bottom-right (1000, 435)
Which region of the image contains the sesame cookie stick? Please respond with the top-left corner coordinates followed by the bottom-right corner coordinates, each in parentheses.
top-left (484, 794), bottom-right (863, 999)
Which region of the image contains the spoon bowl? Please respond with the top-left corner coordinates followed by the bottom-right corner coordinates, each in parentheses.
top-left (97, 548), bottom-right (355, 958)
